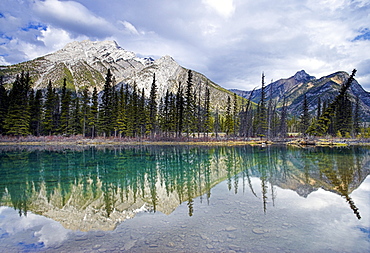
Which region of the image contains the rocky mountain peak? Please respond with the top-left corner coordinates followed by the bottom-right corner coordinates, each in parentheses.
top-left (293, 70), bottom-right (315, 82)
top-left (49, 40), bottom-right (137, 65)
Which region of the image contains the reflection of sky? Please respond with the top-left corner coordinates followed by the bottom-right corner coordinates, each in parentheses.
top-left (0, 206), bottom-right (70, 250)
top-left (0, 176), bottom-right (369, 252)
top-left (248, 175), bottom-right (370, 250)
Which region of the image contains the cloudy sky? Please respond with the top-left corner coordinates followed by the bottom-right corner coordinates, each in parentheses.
top-left (0, 0), bottom-right (369, 90)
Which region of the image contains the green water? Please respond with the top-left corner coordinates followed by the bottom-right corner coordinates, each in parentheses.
top-left (0, 145), bottom-right (369, 252)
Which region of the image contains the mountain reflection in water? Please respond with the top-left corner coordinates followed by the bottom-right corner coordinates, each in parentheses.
top-left (0, 145), bottom-right (369, 231)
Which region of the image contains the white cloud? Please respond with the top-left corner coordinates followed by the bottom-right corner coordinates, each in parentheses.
top-left (33, 0), bottom-right (116, 38)
top-left (37, 25), bottom-right (88, 53)
top-left (0, 56), bottom-right (10, 66)
top-left (202, 0), bottom-right (235, 18)
top-left (0, 206), bottom-right (70, 247)
top-left (0, 0), bottom-right (369, 90)
top-left (119, 20), bottom-right (140, 35)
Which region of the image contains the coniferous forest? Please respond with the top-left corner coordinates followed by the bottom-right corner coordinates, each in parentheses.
top-left (0, 68), bottom-right (368, 140)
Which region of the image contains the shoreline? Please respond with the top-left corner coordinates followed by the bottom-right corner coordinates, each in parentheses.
top-left (0, 137), bottom-right (369, 147)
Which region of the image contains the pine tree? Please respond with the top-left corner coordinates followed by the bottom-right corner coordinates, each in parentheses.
top-left (69, 95), bottom-right (81, 135)
top-left (239, 89), bottom-right (255, 137)
top-left (148, 73), bottom-right (157, 136)
top-left (300, 94), bottom-right (310, 135)
top-left (176, 82), bottom-right (184, 137)
top-left (43, 81), bottom-right (57, 135)
top-left (159, 90), bottom-right (170, 136)
top-left (307, 69), bottom-right (357, 136)
top-left (256, 72), bottom-right (267, 137)
top-left (279, 96), bottom-right (288, 138)
top-left (89, 87), bottom-right (99, 138)
top-left (81, 88), bottom-right (90, 137)
top-left (317, 97), bottom-right (321, 120)
top-left (184, 70), bottom-right (195, 136)
top-left (353, 96), bottom-right (361, 136)
top-left (115, 84), bottom-right (127, 137)
top-left (139, 88), bottom-right (148, 137)
top-left (99, 69), bottom-right (114, 137)
top-left (0, 76), bottom-right (9, 134)
top-left (225, 96), bottom-right (234, 136)
top-left (29, 89), bottom-right (43, 136)
top-left (335, 94), bottom-right (353, 136)
top-left (204, 86), bottom-right (212, 137)
top-left (233, 93), bottom-right (239, 136)
top-left (59, 78), bottom-right (71, 135)
top-left (4, 72), bottom-right (31, 136)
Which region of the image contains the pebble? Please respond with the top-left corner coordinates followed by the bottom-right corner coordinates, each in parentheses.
top-left (252, 228), bottom-right (266, 234)
top-left (200, 234), bottom-right (209, 240)
top-left (75, 236), bottom-right (88, 241)
top-left (124, 240), bottom-right (136, 251)
top-left (92, 244), bottom-right (101, 250)
top-left (228, 234), bottom-right (237, 239)
top-left (149, 244), bottom-right (158, 248)
top-left (206, 244), bottom-right (214, 249)
top-left (95, 232), bottom-right (105, 237)
top-left (229, 245), bottom-right (241, 251)
top-left (166, 242), bottom-right (175, 248)
top-left (225, 226), bottom-right (237, 231)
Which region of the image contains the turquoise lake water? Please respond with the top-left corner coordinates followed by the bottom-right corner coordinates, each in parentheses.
top-left (0, 145), bottom-right (369, 252)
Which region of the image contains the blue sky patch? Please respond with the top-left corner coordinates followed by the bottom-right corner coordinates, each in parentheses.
top-left (21, 22), bottom-right (47, 32)
top-left (353, 28), bottom-right (370, 41)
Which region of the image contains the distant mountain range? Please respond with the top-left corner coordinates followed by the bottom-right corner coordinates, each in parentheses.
top-left (231, 70), bottom-right (370, 121)
top-left (1, 40), bottom-right (369, 120)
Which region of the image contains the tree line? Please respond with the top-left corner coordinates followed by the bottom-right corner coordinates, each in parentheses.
top-left (0, 69), bottom-right (365, 139)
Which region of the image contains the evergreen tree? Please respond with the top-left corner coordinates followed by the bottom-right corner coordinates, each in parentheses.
top-left (203, 86), bottom-right (212, 137)
top-left (89, 87), bottom-right (99, 138)
top-left (115, 84), bottom-right (127, 137)
top-left (214, 107), bottom-right (220, 139)
top-left (184, 70), bottom-right (195, 136)
top-left (81, 87), bottom-right (90, 137)
top-left (225, 96), bottom-right (234, 136)
top-left (29, 89), bottom-right (43, 136)
top-left (148, 73), bottom-right (157, 136)
top-left (233, 93), bottom-right (239, 136)
top-left (0, 76), bottom-right (9, 134)
top-left (317, 97), bottom-right (321, 120)
top-left (42, 81), bottom-right (57, 135)
top-left (353, 96), bottom-right (361, 136)
top-left (4, 72), bottom-right (31, 136)
top-left (159, 90), bottom-right (170, 136)
top-left (176, 82), bottom-right (184, 137)
top-left (99, 69), bottom-right (114, 136)
top-left (239, 89), bottom-right (255, 137)
top-left (307, 69), bottom-right (357, 136)
top-left (69, 95), bottom-right (81, 135)
top-left (59, 78), bottom-right (71, 135)
top-left (168, 92), bottom-right (177, 135)
top-left (335, 94), bottom-right (353, 136)
top-left (279, 96), bottom-right (288, 138)
top-left (139, 88), bottom-right (148, 137)
top-left (300, 94), bottom-right (310, 135)
top-left (256, 72), bottom-right (267, 137)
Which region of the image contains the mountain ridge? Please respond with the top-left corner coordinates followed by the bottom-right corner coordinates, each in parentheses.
top-left (231, 70), bottom-right (370, 121)
top-left (1, 40), bottom-right (370, 120)
top-left (0, 40), bottom-right (239, 112)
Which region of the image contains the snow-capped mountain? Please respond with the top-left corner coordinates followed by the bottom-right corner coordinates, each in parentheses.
top-left (0, 40), bottom-right (237, 111)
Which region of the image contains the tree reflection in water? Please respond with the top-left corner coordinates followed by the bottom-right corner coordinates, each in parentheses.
top-left (0, 145), bottom-right (368, 230)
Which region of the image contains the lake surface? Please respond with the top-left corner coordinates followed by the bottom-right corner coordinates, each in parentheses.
top-left (0, 145), bottom-right (369, 252)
